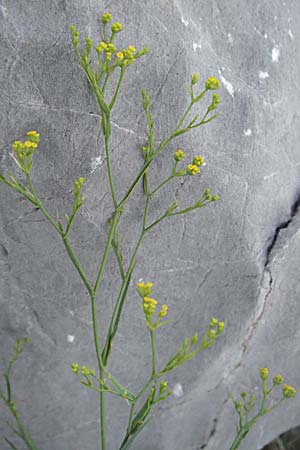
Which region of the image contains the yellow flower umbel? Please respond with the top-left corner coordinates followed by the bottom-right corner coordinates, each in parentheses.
top-left (158, 304), bottom-right (168, 318)
top-left (260, 367), bottom-right (269, 381)
top-left (111, 22), bottom-right (123, 33)
top-left (193, 155), bottom-right (205, 167)
top-left (136, 281), bottom-right (153, 297)
top-left (205, 76), bottom-right (220, 90)
top-left (186, 164), bottom-right (200, 176)
top-left (143, 297), bottom-right (157, 317)
top-left (12, 131), bottom-right (40, 174)
top-left (282, 384), bottom-right (297, 399)
top-left (102, 12), bottom-right (112, 24)
top-left (173, 149), bottom-right (186, 161)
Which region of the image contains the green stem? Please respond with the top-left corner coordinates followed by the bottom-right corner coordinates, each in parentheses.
top-left (103, 121), bottom-right (118, 209)
top-left (150, 330), bottom-right (156, 378)
top-left (176, 102), bottom-right (193, 131)
top-left (127, 403), bottom-right (135, 433)
top-left (102, 231), bottom-right (145, 363)
top-left (229, 427), bottom-right (249, 450)
top-left (94, 209), bottom-right (122, 293)
top-left (62, 236), bottom-right (93, 296)
top-left (150, 175), bottom-right (174, 197)
top-left (118, 100), bottom-right (195, 209)
top-left (90, 292), bottom-right (106, 450)
top-left (109, 68), bottom-right (125, 110)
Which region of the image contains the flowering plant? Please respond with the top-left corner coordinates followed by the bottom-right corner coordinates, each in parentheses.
top-left (0, 11), bottom-right (297, 450)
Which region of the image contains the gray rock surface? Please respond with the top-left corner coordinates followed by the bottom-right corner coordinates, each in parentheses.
top-left (1, 0), bottom-right (300, 449)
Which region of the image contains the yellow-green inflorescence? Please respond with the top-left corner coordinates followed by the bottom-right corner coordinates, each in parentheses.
top-left (205, 76), bottom-right (220, 90)
top-left (136, 281), bottom-right (169, 330)
top-left (230, 367), bottom-right (298, 449)
top-left (70, 12), bottom-right (149, 74)
top-left (12, 130), bottom-right (40, 174)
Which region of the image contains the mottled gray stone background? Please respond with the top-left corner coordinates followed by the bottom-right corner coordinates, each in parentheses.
top-left (1, 1), bottom-right (300, 449)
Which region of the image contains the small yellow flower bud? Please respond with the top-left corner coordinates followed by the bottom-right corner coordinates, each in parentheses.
top-left (193, 155), bottom-right (205, 167)
top-left (208, 329), bottom-right (217, 339)
top-left (24, 141), bottom-right (37, 149)
top-left (186, 164), bottom-right (200, 176)
top-left (191, 73), bottom-right (199, 85)
top-left (136, 282), bottom-right (153, 297)
top-left (111, 22), bottom-right (123, 33)
top-left (102, 12), bottom-right (112, 24)
top-left (158, 304), bottom-right (168, 318)
top-left (107, 43), bottom-right (116, 53)
top-left (106, 52), bottom-right (112, 61)
top-left (212, 195), bottom-right (219, 201)
top-left (273, 374), bottom-right (284, 385)
top-left (100, 41), bottom-right (108, 50)
top-left (241, 391), bottom-right (247, 398)
top-left (218, 321), bottom-right (225, 333)
top-left (210, 317), bottom-right (218, 327)
top-left (282, 384), bottom-right (296, 398)
top-left (116, 52), bottom-right (124, 59)
top-left (144, 297), bottom-right (157, 306)
top-left (204, 187), bottom-right (212, 200)
top-left (159, 381), bottom-right (168, 394)
top-left (260, 368), bottom-right (269, 381)
top-left (174, 149), bottom-right (186, 161)
top-left (72, 363), bottom-right (79, 373)
top-left (205, 77), bottom-right (220, 90)
top-left (235, 402), bottom-right (243, 412)
top-left (128, 45), bottom-right (136, 52)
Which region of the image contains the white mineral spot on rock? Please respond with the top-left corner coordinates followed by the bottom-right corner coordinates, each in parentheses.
top-left (67, 335), bottom-right (75, 343)
top-left (263, 172), bottom-right (278, 180)
top-left (181, 16), bottom-right (189, 27)
top-left (173, 383), bottom-right (184, 397)
top-left (0, 5), bottom-right (7, 18)
top-left (192, 42), bottom-right (202, 51)
top-left (243, 128), bottom-right (252, 136)
top-left (259, 71), bottom-right (270, 79)
top-left (218, 71), bottom-right (235, 97)
top-left (272, 46), bottom-right (280, 62)
top-left (264, 33), bottom-right (268, 39)
top-left (288, 29), bottom-right (294, 40)
top-left (228, 33), bottom-right (233, 43)
top-left (91, 156), bottom-right (104, 173)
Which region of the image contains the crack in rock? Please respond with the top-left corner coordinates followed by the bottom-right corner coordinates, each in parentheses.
top-left (198, 417), bottom-right (218, 449)
top-left (240, 191), bottom-right (300, 357)
top-left (202, 192), bottom-right (300, 449)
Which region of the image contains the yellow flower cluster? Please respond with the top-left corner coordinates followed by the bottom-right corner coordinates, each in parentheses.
top-left (193, 155), bottom-right (205, 167)
top-left (72, 363), bottom-right (95, 377)
top-left (95, 40), bottom-right (138, 65)
top-left (137, 282), bottom-right (169, 323)
top-left (260, 367), bottom-right (269, 381)
top-left (26, 130), bottom-right (40, 143)
top-left (102, 12), bottom-right (112, 24)
top-left (136, 281), bottom-right (153, 297)
top-left (12, 131), bottom-right (40, 173)
top-left (282, 384), bottom-right (297, 398)
top-left (174, 149), bottom-right (186, 161)
top-left (111, 22), bottom-right (123, 33)
top-left (13, 140), bottom-right (37, 151)
top-left (205, 76), bottom-right (220, 90)
top-left (186, 164), bottom-right (200, 176)
top-left (273, 374), bottom-right (284, 385)
top-left (158, 304), bottom-right (168, 318)
top-left (143, 297), bottom-right (157, 316)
